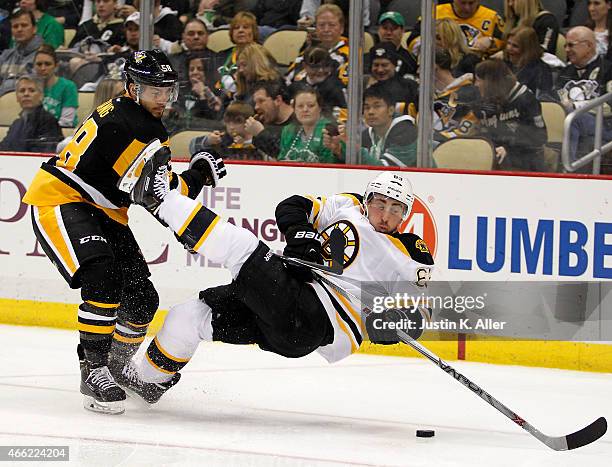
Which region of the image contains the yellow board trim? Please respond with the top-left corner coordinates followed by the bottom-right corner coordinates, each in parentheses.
top-left (1, 298), bottom-right (612, 373)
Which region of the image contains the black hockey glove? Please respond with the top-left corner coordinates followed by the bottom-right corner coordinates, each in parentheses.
top-left (365, 307), bottom-right (432, 344)
top-left (283, 224), bottom-right (323, 281)
top-left (189, 150), bottom-right (227, 188)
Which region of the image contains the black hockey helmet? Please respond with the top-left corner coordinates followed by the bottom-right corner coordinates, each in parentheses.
top-left (124, 49), bottom-right (178, 88)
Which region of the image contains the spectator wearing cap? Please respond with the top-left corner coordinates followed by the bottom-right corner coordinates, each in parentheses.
top-left (289, 46), bottom-right (346, 117)
top-left (169, 18), bottom-right (222, 91)
top-left (0, 9), bottom-right (44, 96)
top-left (366, 41), bottom-right (419, 118)
top-left (106, 11), bottom-right (140, 56)
top-left (374, 11), bottom-right (417, 79)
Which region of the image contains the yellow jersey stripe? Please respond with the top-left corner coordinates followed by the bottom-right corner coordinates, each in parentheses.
top-left (112, 139), bottom-right (147, 176)
top-left (154, 337), bottom-right (191, 363)
top-left (193, 215), bottom-right (221, 252)
top-left (332, 289), bottom-right (362, 328)
top-left (177, 204), bottom-right (202, 237)
top-left (335, 312), bottom-right (357, 353)
top-left (339, 193), bottom-right (361, 206)
top-left (386, 236), bottom-right (411, 258)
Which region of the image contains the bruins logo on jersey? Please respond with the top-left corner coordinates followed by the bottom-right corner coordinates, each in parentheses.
top-left (415, 239), bottom-right (430, 254)
top-left (320, 221), bottom-right (359, 269)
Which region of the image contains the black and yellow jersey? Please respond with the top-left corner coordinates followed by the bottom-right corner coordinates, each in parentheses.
top-left (437, 3), bottom-right (505, 53)
top-left (434, 73), bottom-right (480, 140)
top-left (23, 96), bottom-right (204, 225)
top-left (286, 38), bottom-right (350, 87)
top-left (409, 3), bottom-right (505, 56)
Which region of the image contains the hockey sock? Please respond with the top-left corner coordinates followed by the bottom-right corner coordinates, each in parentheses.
top-left (157, 190), bottom-right (259, 277)
top-left (78, 301), bottom-right (119, 366)
top-left (110, 319), bottom-right (148, 361)
top-left (140, 297), bottom-right (213, 383)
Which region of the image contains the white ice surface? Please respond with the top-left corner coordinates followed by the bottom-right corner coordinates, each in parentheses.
top-left (0, 324), bottom-right (611, 466)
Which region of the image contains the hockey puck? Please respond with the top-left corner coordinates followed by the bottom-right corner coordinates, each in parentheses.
top-left (416, 430), bottom-right (435, 438)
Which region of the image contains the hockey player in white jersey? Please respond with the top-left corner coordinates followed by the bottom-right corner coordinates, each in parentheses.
top-left (118, 150), bottom-right (434, 403)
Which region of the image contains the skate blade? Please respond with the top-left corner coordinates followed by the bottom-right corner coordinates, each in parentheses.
top-left (120, 384), bottom-right (154, 406)
top-left (83, 395), bottom-right (125, 415)
top-left (117, 138), bottom-right (164, 193)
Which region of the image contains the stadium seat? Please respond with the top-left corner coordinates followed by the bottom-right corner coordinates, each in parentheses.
top-left (263, 30), bottom-right (307, 66)
top-left (64, 29), bottom-right (76, 48)
top-left (364, 32), bottom-right (374, 53)
top-left (0, 126), bottom-right (8, 142)
top-left (556, 34), bottom-right (567, 62)
top-left (61, 127), bottom-right (75, 138)
top-left (207, 29), bottom-right (233, 53)
top-left (170, 131), bottom-right (203, 161)
top-left (77, 92), bottom-right (95, 124)
top-left (432, 137), bottom-right (494, 170)
top-left (0, 93), bottom-right (20, 126)
top-left (541, 102), bottom-right (566, 144)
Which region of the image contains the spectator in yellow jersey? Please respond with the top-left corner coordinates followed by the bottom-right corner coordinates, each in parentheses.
top-left (410, 0), bottom-right (505, 57)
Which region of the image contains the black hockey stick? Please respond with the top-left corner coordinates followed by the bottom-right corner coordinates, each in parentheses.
top-left (280, 228), bottom-right (345, 275)
top-left (312, 272), bottom-right (608, 451)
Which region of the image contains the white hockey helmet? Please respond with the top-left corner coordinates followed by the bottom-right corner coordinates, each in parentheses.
top-left (364, 172), bottom-right (414, 220)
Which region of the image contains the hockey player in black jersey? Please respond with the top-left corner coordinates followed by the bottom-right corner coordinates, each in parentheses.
top-left (112, 151), bottom-right (434, 404)
top-left (22, 50), bottom-right (214, 415)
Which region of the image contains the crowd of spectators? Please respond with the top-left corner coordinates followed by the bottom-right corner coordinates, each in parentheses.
top-left (0, 0), bottom-right (610, 173)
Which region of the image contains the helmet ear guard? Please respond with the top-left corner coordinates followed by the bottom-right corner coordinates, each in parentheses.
top-left (364, 172), bottom-right (414, 221)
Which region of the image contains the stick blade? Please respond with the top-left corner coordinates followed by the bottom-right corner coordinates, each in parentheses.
top-left (564, 417), bottom-right (607, 450)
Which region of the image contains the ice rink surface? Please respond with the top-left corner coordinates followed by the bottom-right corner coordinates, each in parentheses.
top-left (0, 324), bottom-right (611, 467)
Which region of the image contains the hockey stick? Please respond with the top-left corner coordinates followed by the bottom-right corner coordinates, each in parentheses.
top-left (279, 228), bottom-right (345, 275)
top-left (312, 271), bottom-right (608, 451)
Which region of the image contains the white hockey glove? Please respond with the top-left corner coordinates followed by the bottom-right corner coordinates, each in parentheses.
top-left (189, 151), bottom-right (227, 188)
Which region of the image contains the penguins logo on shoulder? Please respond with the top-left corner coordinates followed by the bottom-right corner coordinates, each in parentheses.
top-left (320, 221), bottom-right (359, 269)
